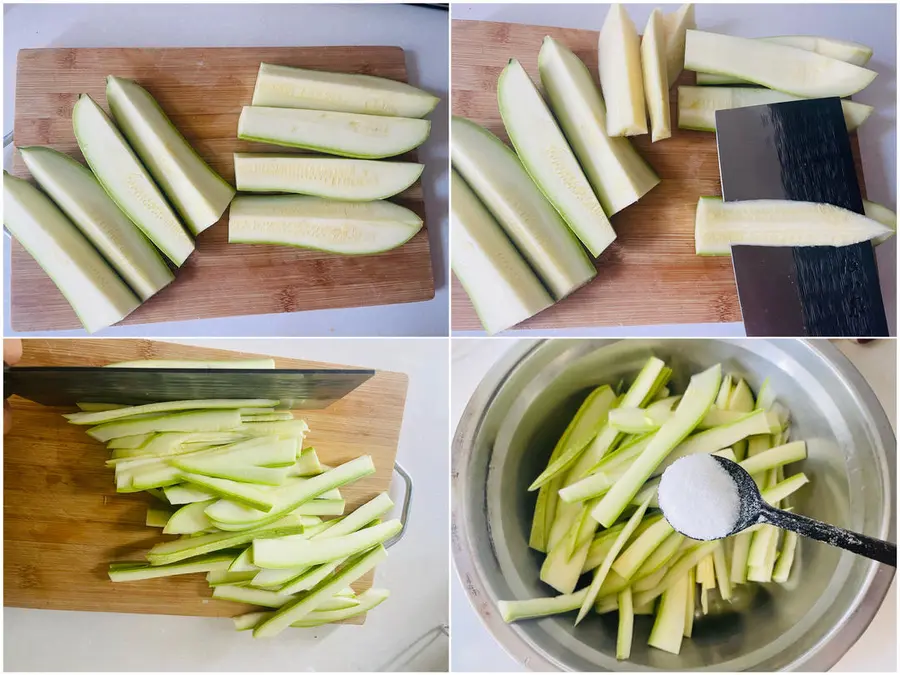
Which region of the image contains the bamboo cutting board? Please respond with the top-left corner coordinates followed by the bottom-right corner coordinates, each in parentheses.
top-left (10, 46), bottom-right (436, 332)
top-left (451, 20), bottom-right (868, 331)
top-left (4, 339), bottom-right (408, 624)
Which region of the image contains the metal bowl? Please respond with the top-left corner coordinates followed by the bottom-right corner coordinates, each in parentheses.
top-left (452, 339), bottom-right (895, 671)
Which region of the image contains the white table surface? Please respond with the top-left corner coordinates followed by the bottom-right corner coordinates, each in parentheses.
top-left (2, 2), bottom-right (449, 337)
top-left (451, 3), bottom-right (897, 337)
top-left (4, 338), bottom-right (449, 672)
top-left (450, 337), bottom-right (897, 672)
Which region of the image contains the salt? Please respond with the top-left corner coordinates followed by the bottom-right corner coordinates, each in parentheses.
top-left (658, 454), bottom-right (741, 540)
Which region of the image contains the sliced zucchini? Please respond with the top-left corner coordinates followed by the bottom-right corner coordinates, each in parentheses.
top-left (237, 106), bottom-right (430, 159)
top-left (663, 4), bottom-right (696, 87)
top-left (163, 499), bottom-right (216, 535)
top-left (597, 4), bottom-right (647, 137)
top-left (498, 588), bottom-right (588, 622)
top-left (450, 170), bottom-right (553, 335)
top-left (684, 30), bottom-right (877, 98)
top-left (616, 587), bottom-right (634, 660)
top-left (180, 473), bottom-right (278, 511)
top-left (72, 94), bottom-right (194, 266)
top-left (864, 200), bottom-right (896, 246)
top-left (648, 573), bottom-right (688, 654)
top-left (450, 116), bottom-right (596, 297)
top-left (229, 548), bottom-right (259, 573)
top-left (228, 195), bottom-right (422, 255)
top-left (279, 588), bottom-right (389, 628)
top-left (108, 551), bottom-right (235, 582)
top-left (253, 519), bottom-right (400, 568)
top-left (86, 410), bottom-right (243, 443)
top-left (498, 59), bottom-right (616, 256)
top-left (19, 146), bottom-right (174, 300)
top-left (66, 399), bottom-right (276, 426)
top-left (207, 569), bottom-right (258, 586)
top-left (677, 86), bottom-right (873, 133)
top-left (538, 38), bottom-right (660, 216)
top-left (164, 483), bottom-right (219, 505)
top-left (641, 9), bottom-right (672, 142)
top-left (696, 35), bottom-right (873, 85)
top-left (251, 63), bottom-right (438, 118)
top-left (695, 197), bottom-right (892, 255)
top-left (3, 172), bottom-right (140, 333)
top-left (106, 76), bottom-right (235, 235)
top-left (773, 530), bottom-right (799, 583)
top-left (233, 153), bottom-right (423, 201)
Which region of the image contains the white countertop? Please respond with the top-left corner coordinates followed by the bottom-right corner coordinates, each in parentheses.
top-left (4, 338), bottom-right (449, 672)
top-left (451, 3), bottom-right (897, 337)
top-left (2, 2), bottom-right (449, 337)
top-left (450, 338), bottom-right (897, 672)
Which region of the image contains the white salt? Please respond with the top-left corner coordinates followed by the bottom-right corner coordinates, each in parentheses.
top-left (657, 454), bottom-right (741, 540)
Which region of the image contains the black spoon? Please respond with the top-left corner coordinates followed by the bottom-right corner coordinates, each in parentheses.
top-left (676, 456), bottom-right (896, 567)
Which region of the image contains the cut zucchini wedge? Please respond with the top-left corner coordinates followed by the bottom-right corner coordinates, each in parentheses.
top-left (694, 197), bottom-right (892, 255)
top-left (663, 4), bottom-right (696, 87)
top-left (677, 86), bottom-right (873, 133)
top-left (233, 153), bottom-right (423, 201)
top-left (86, 410), bottom-right (243, 443)
top-left (450, 169), bottom-right (554, 335)
top-left (450, 116), bottom-right (596, 298)
top-left (648, 573), bottom-right (688, 654)
top-left (108, 551), bottom-right (236, 582)
top-left (165, 483), bottom-right (220, 505)
top-left (3, 172), bottom-right (141, 333)
top-left (106, 76), bottom-right (235, 235)
top-left (253, 519), bottom-right (401, 568)
top-left (684, 30), bottom-right (877, 98)
top-left (19, 146), bottom-right (174, 301)
top-left (598, 4), bottom-right (647, 137)
top-left (72, 94), bottom-right (194, 266)
top-left (66, 399), bottom-right (276, 426)
top-left (237, 106), bottom-right (430, 159)
top-left (538, 38), bottom-right (660, 216)
top-left (499, 588), bottom-right (588, 623)
top-left (641, 9), bottom-right (672, 142)
top-left (228, 195), bottom-right (422, 255)
top-left (163, 499), bottom-right (216, 535)
top-left (251, 63), bottom-right (438, 118)
top-left (498, 59), bottom-right (616, 256)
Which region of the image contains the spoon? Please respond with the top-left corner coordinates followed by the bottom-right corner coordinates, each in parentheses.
top-left (680, 456), bottom-right (896, 567)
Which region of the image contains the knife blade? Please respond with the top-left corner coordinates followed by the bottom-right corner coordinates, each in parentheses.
top-left (716, 97), bottom-right (888, 337)
top-left (4, 367), bottom-right (374, 409)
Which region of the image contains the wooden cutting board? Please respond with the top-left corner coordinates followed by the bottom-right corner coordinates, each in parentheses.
top-left (10, 46), bottom-right (436, 332)
top-left (4, 339), bottom-right (408, 625)
top-left (451, 19), bottom-right (868, 331)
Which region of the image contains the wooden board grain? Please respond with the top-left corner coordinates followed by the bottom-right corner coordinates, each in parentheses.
top-left (4, 339), bottom-right (408, 624)
top-left (11, 46), bottom-right (436, 332)
top-left (450, 19), bottom-right (868, 331)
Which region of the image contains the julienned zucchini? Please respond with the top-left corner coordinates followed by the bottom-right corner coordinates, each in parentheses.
top-left (538, 38), bottom-right (660, 217)
top-left (72, 94), bottom-right (195, 266)
top-left (677, 86), bottom-right (873, 133)
top-left (233, 153), bottom-right (423, 201)
top-left (499, 60), bottom-right (616, 257)
top-left (684, 30), bottom-right (876, 98)
top-left (450, 116), bottom-right (596, 299)
top-left (694, 197), bottom-right (893, 255)
top-left (251, 63), bottom-right (439, 119)
top-left (696, 35), bottom-right (873, 85)
top-left (19, 147), bottom-right (174, 301)
top-left (106, 76), bottom-right (235, 236)
top-left (598, 4), bottom-right (647, 137)
top-left (237, 106), bottom-right (431, 159)
top-left (228, 195), bottom-right (422, 254)
top-left (450, 170), bottom-right (553, 335)
top-left (4, 172), bottom-right (141, 333)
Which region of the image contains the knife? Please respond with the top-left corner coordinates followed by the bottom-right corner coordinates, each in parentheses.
top-left (4, 366), bottom-right (375, 409)
top-left (716, 97), bottom-right (888, 337)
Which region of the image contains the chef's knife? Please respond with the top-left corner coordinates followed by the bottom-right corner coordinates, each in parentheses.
top-left (4, 367), bottom-right (374, 409)
top-left (716, 97), bottom-right (888, 337)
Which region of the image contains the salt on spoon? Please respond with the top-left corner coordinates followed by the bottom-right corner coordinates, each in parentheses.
top-left (658, 454), bottom-right (897, 567)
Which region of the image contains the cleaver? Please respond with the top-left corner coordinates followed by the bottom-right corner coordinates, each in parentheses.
top-left (3, 366), bottom-right (374, 409)
top-left (716, 97), bottom-right (888, 337)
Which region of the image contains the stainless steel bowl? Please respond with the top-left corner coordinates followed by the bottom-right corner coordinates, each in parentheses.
top-left (452, 339), bottom-right (895, 671)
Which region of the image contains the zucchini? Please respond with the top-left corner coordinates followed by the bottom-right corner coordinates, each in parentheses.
top-left (66, 399), bottom-right (276, 426)
top-left (641, 9), bottom-right (672, 142)
top-left (233, 153), bottom-right (423, 201)
top-left (663, 4), bottom-right (696, 86)
top-left (229, 548), bottom-right (259, 573)
top-left (773, 530), bottom-right (799, 583)
top-left (695, 197), bottom-right (892, 255)
top-left (228, 195), bottom-right (422, 255)
top-left (106, 76), bottom-right (235, 235)
top-left (864, 200), bottom-right (897, 246)
top-left (450, 170), bottom-right (553, 334)
top-left (252, 519), bottom-right (401, 568)
top-left (498, 589), bottom-right (588, 623)
top-left (616, 587), bottom-right (634, 660)
top-left (597, 4), bottom-right (647, 136)
top-left (145, 506), bottom-right (172, 527)
top-left (233, 588), bottom-right (390, 630)
top-left (450, 116), bottom-right (596, 297)
top-left (648, 573), bottom-right (688, 654)
top-left (213, 584), bottom-right (358, 610)
top-left (251, 62), bottom-right (438, 118)
top-left (19, 146), bottom-right (174, 300)
top-left (538, 38), bottom-right (660, 216)
top-left (498, 59), bottom-right (616, 256)
top-left (108, 551), bottom-right (235, 582)
top-left (237, 106), bottom-right (430, 159)
top-left (163, 499), bottom-right (216, 535)
top-left (3, 172), bottom-right (140, 333)
top-left (684, 30), bottom-right (877, 98)
top-left (696, 35), bottom-right (873, 85)
top-left (72, 94), bottom-right (194, 266)
top-left (207, 570), bottom-right (258, 586)
top-left (677, 86), bottom-right (873, 133)
top-left (86, 410), bottom-right (243, 443)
